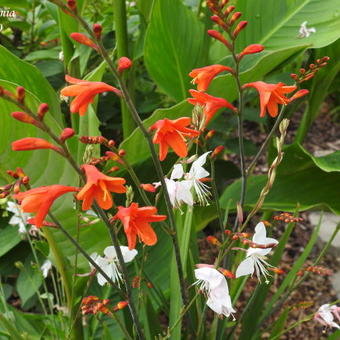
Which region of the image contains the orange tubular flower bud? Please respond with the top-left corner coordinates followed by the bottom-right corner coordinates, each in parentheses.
top-left (93, 24), bottom-right (102, 40)
top-left (212, 145), bottom-right (225, 158)
top-left (60, 128), bottom-right (75, 142)
top-left (67, 0), bottom-right (77, 11)
top-left (229, 12), bottom-right (242, 25)
top-left (108, 166), bottom-right (120, 173)
top-left (118, 149), bottom-right (126, 157)
top-left (224, 5), bottom-right (235, 16)
top-left (233, 21), bottom-right (248, 38)
top-left (132, 276), bottom-right (141, 288)
top-left (118, 57), bottom-right (133, 72)
top-left (70, 32), bottom-right (98, 50)
top-left (268, 267), bottom-right (285, 275)
top-left (207, 30), bottom-right (232, 50)
top-left (38, 103), bottom-right (49, 120)
top-left (239, 44), bottom-right (264, 60)
top-left (289, 89), bottom-right (309, 102)
top-left (11, 112), bottom-right (39, 126)
top-left (16, 167), bottom-right (26, 178)
top-left (16, 86), bottom-right (25, 103)
top-left (22, 176), bottom-right (30, 184)
top-left (7, 170), bottom-right (18, 179)
top-left (146, 282), bottom-right (153, 289)
top-left (12, 138), bottom-right (63, 154)
top-left (205, 129), bottom-right (216, 139)
top-left (113, 301), bottom-right (129, 312)
top-left (206, 235), bottom-right (221, 246)
top-left (219, 268), bottom-right (236, 279)
top-left (140, 184), bottom-right (156, 193)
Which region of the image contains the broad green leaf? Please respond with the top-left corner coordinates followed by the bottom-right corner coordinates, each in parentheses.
top-left (235, 0), bottom-right (340, 50)
top-left (144, 0), bottom-right (205, 101)
top-left (220, 143), bottom-right (340, 214)
top-left (0, 226), bottom-right (21, 257)
top-left (0, 46), bottom-right (63, 125)
top-left (16, 256), bottom-right (43, 305)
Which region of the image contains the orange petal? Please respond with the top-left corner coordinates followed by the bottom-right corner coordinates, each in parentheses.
top-left (137, 222), bottom-right (157, 246)
top-left (166, 132), bottom-right (188, 158)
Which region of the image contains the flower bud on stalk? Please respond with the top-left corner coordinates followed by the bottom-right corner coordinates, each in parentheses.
top-left (67, 0), bottom-right (77, 12)
top-left (140, 183), bottom-right (156, 193)
top-left (60, 128), bottom-right (75, 142)
top-left (118, 57), bottom-right (133, 73)
top-left (16, 86), bottom-right (25, 103)
top-left (113, 301), bottom-right (128, 312)
top-left (233, 21), bottom-right (248, 38)
top-left (38, 103), bottom-right (49, 120)
top-left (70, 32), bottom-right (98, 50)
top-left (229, 12), bottom-right (241, 25)
top-left (212, 145), bottom-right (225, 158)
top-left (207, 30), bottom-right (232, 50)
top-left (93, 24), bottom-right (102, 40)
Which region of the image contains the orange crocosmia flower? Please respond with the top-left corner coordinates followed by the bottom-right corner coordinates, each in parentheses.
top-left (242, 81), bottom-right (297, 118)
top-left (60, 75), bottom-right (122, 116)
top-left (113, 203), bottom-right (167, 249)
top-left (14, 185), bottom-right (78, 228)
top-left (189, 65), bottom-right (233, 91)
top-left (150, 117), bottom-right (200, 161)
top-left (188, 89), bottom-right (237, 124)
top-left (76, 164), bottom-right (126, 211)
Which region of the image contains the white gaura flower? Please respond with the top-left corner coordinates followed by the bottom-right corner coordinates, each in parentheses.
top-left (90, 246), bottom-right (137, 286)
top-left (235, 222), bottom-right (278, 283)
top-left (6, 201), bottom-right (30, 234)
top-left (194, 266), bottom-right (235, 319)
top-left (41, 260), bottom-right (52, 278)
top-left (298, 21), bottom-right (316, 38)
top-left (155, 152), bottom-right (211, 209)
top-left (314, 304), bottom-right (340, 329)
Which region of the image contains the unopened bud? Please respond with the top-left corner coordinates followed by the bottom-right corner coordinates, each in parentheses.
top-left (140, 184), bottom-right (156, 193)
top-left (290, 73), bottom-right (298, 81)
top-left (113, 301), bottom-right (128, 312)
top-left (233, 21), bottom-right (248, 38)
top-left (239, 44), bottom-right (264, 59)
top-left (219, 268), bottom-right (235, 279)
top-left (16, 86), bottom-right (25, 103)
top-left (93, 24), bottom-right (102, 39)
top-left (236, 202), bottom-right (243, 224)
top-left (60, 128), bottom-right (75, 142)
top-left (38, 103), bottom-right (49, 120)
top-left (0, 191), bottom-right (10, 198)
top-left (299, 68), bottom-right (306, 74)
top-left (224, 5), bottom-right (235, 16)
top-left (225, 229), bottom-right (232, 236)
top-left (206, 130), bottom-right (216, 139)
top-left (11, 112), bottom-right (38, 126)
top-left (108, 140), bottom-right (115, 147)
top-left (229, 12), bottom-right (241, 25)
top-left (207, 30), bottom-right (232, 50)
top-left (212, 145), bottom-right (224, 158)
top-left (22, 176), bottom-right (30, 184)
top-left (108, 166), bottom-right (120, 173)
top-left (13, 181), bottom-right (21, 194)
top-left (321, 56), bottom-right (330, 62)
top-left (118, 149), bottom-right (126, 157)
top-left (132, 276), bottom-right (141, 288)
top-left (269, 267), bottom-right (285, 275)
top-left (7, 170), bottom-right (18, 179)
top-left (146, 282), bottom-right (153, 289)
top-left (118, 57), bottom-right (133, 73)
top-left (67, 0), bottom-right (77, 11)
top-left (70, 33), bottom-right (98, 50)
top-left (206, 235), bottom-right (221, 246)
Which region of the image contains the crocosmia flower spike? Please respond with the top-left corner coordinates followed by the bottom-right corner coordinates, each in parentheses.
top-left (76, 164), bottom-right (126, 210)
top-left (113, 203), bottom-right (167, 249)
top-left (150, 117), bottom-right (200, 161)
top-left (14, 185), bottom-right (78, 228)
top-left (60, 75), bottom-right (122, 116)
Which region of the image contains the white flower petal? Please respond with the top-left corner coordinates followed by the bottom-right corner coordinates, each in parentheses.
top-left (236, 257), bottom-right (255, 278)
top-left (104, 246), bottom-right (117, 259)
top-left (120, 246), bottom-right (138, 263)
top-left (194, 267), bottom-right (224, 289)
top-left (171, 164), bottom-right (184, 180)
top-left (189, 152), bottom-right (210, 179)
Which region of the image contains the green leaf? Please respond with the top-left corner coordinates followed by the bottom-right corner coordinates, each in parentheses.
top-left (0, 226), bottom-right (21, 257)
top-left (235, 0), bottom-right (340, 50)
top-left (0, 46), bottom-right (63, 125)
top-left (220, 143), bottom-right (340, 214)
top-left (16, 256), bottom-right (43, 305)
top-left (269, 307), bottom-right (290, 338)
top-left (144, 0), bottom-right (205, 101)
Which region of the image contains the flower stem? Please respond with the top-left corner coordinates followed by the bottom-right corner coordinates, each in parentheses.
top-left (246, 105), bottom-right (287, 175)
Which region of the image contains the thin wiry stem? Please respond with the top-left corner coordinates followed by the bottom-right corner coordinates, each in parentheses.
top-left (64, 8), bottom-right (189, 310)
